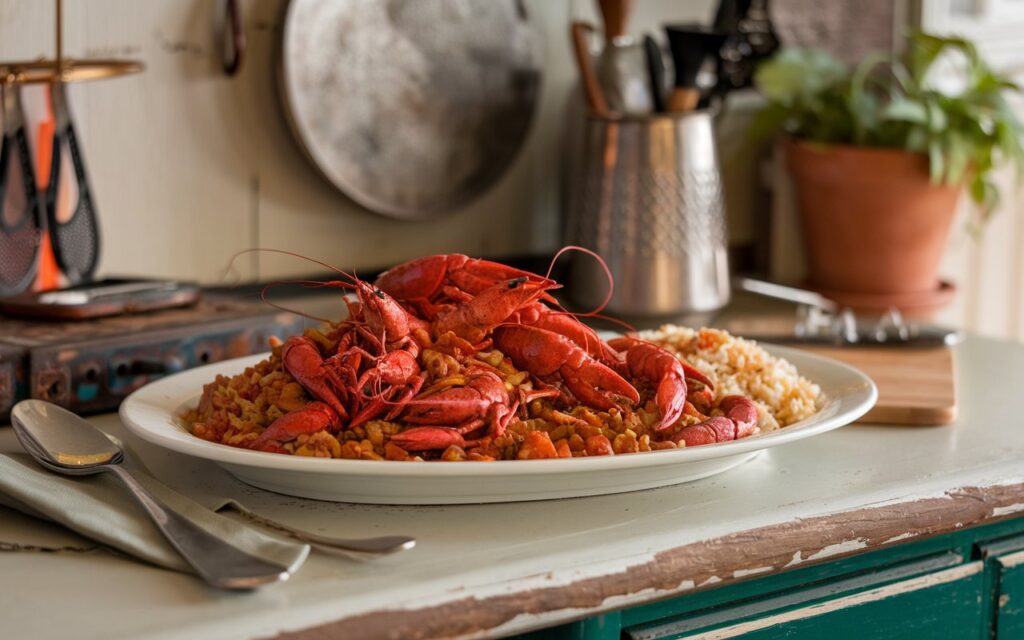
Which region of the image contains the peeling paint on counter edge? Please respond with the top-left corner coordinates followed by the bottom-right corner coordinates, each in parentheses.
top-left (883, 532), bottom-right (917, 544)
top-left (993, 503), bottom-right (1024, 517)
top-left (733, 566), bottom-right (774, 579)
top-left (805, 538), bottom-right (868, 561)
top-left (267, 480), bottom-right (1024, 640)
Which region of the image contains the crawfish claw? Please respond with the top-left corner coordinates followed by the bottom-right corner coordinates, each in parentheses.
top-left (608, 336), bottom-right (690, 430)
top-left (250, 401), bottom-right (340, 453)
top-left (494, 325), bottom-right (638, 412)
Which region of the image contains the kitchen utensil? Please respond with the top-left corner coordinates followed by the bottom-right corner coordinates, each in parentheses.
top-left (565, 110), bottom-right (731, 317)
top-left (278, 0), bottom-right (542, 219)
top-left (44, 80), bottom-right (100, 285)
top-left (594, 0), bottom-right (651, 114)
top-left (664, 25), bottom-right (727, 112)
top-left (222, 503), bottom-right (415, 557)
top-left (0, 0), bottom-right (142, 291)
top-left (710, 0), bottom-right (779, 98)
top-left (120, 349), bottom-right (875, 504)
top-left (596, 39), bottom-right (653, 115)
top-left (10, 400), bottom-right (292, 589)
top-left (597, 0), bottom-right (632, 40)
top-left (219, 0), bottom-right (245, 76)
top-left (0, 78), bottom-right (44, 296)
top-left (642, 35), bottom-right (667, 113)
top-left (570, 21), bottom-right (612, 117)
top-left (733, 277), bottom-right (963, 347)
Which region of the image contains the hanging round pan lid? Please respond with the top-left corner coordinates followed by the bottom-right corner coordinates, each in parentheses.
top-left (278, 0), bottom-right (543, 220)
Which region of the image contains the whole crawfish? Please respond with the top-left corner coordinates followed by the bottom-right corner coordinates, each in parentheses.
top-left (381, 254), bottom-right (621, 365)
top-left (253, 278), bottom-right (426, 453)
top-left (375, 253), bottom-right (555, 317)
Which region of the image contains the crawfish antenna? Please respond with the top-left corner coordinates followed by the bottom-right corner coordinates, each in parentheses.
top-left (258, 281), bottom-right (334, 324)
top-left (223, 248), bottom-right (363, 286)
top-left (547, 246), bottom-right (615, 317)
top-left (542, 246), bottom-right (637, 334)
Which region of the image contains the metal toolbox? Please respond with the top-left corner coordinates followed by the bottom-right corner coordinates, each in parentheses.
top-left (0, 297), bottom-right (304, 421)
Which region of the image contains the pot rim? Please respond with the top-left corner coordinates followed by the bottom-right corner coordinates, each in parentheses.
top-left (783, 136), bottom-right (968, 190)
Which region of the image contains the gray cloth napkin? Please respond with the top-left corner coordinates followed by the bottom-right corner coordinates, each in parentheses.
top-left (0, 452), bottom-right (309, 575)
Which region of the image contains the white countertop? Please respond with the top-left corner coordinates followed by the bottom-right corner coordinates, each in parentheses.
top-left (2, 336), bottom-right (1024, 640)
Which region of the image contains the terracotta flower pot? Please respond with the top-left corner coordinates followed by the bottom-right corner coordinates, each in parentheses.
top-left (785, 140), bottom-right (962, 296)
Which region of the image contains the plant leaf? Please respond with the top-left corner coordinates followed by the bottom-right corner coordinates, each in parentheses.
top-left (754, 48), bottom-right (847, 105)
top-left (751, 30), bottom-right (1024, 228)
top-left (946, 132), bottom-right (969, 183)
top-left (926, 98), bottom-right (948, 131)
top-left (908, 31), bottom-right (980, 82)
top-left (883, 98), bottom-right (928, 124)
top-left (928, 139), bottom-right (945, 183)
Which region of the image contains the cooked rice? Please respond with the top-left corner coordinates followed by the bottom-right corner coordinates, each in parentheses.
top-left (637, 325), bottom-right (823, 430)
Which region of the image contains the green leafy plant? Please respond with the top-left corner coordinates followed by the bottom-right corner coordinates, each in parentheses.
top-left (752, 32), bottom-right (1024, 224)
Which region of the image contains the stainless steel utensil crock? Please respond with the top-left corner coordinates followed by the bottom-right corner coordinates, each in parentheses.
top-left (565, 110), bottom-right (730, 317)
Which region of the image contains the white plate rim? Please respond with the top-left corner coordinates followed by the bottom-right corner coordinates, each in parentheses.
top-left (119, 345), bottom-right (878, 477)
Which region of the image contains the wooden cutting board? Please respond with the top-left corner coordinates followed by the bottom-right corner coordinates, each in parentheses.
top-left (799, 346), bottom-right (957, 426)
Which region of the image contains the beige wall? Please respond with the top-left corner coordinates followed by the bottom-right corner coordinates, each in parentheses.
top-left (10, 1), bottom-right (1020, 340)
top-left (0, 0), bottom-right (715, 283)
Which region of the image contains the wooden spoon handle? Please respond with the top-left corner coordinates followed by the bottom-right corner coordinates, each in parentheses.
top-left (597, 0), bottom-right (633, 41)
top-left (667, 87), bottom-right (701, 113)
top-left (570, 21), bottom-right (611, 117)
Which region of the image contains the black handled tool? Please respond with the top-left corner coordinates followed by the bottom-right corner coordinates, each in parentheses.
top-left (664, 24), bottom-right (726, 113)
top-left (642, 35), bottom-right (667, 112)
top-left (0, 79), bottom-right (44, 296)
top-left (45, 80), bottom-right (100, 285)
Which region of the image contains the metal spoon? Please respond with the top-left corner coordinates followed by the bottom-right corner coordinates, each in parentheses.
top-left (14, 429), bottom-right (413, 558)
top-left (219, 503), bottom-right (415, 558)
top-left (11, 399), bottom-right (291, 590)
top-left (12, 400), bottom-right (415, 558)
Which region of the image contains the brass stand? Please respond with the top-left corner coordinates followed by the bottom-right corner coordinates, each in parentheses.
top-left (0, 0), bottom-right (143, 86)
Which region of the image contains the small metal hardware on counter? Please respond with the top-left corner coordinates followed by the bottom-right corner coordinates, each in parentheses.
top-left (734, 277), bottom-right (963, 347)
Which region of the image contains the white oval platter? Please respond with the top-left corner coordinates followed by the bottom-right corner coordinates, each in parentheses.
top-left (120, 345), bottom-right (876, 504)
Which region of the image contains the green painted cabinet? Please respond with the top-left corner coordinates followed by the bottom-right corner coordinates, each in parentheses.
top-left (981, 534), bottom-right (1024, 639)
top-left (516, 518), bottom-right (1024, 640)
top-left (624, 559), bottom-right (983, 639)
top-left (994, 550), bottom-right (1024, 638)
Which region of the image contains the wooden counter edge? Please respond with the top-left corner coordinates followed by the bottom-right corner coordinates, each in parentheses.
top-left (270, 481), bottom-right (1024, 640)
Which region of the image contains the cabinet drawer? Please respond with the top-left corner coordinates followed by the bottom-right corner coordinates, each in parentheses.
top-left (993, 549), bottom-right (1024, 637)
top-left (625, 561), bottom-right (984, 640)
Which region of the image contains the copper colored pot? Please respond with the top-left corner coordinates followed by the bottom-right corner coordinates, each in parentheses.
top-left (785, 140), bottom-right (961, 295)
